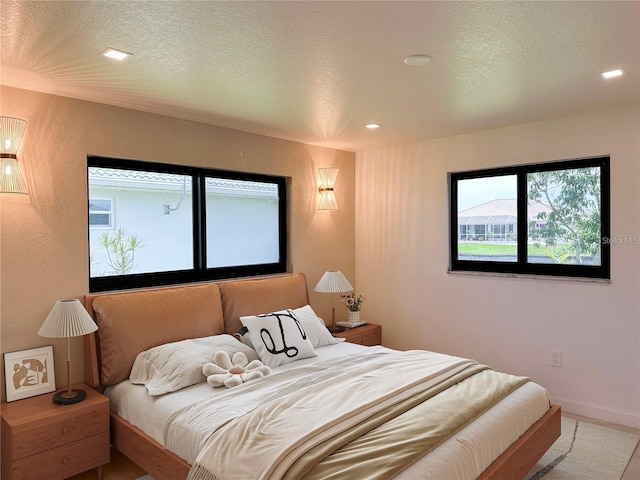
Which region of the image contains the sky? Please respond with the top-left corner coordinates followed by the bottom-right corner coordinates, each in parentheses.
top-left (457, 174), bottom-right (516, 211)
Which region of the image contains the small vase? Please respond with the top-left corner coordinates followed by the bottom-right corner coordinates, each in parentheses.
top-left (348, 310), bottom-right (361, 324)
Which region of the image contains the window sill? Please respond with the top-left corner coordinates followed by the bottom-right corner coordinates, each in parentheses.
top-left (447, 269), bottom-right (611, 284)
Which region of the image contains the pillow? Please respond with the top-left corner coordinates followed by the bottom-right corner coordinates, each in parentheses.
top-left (287, 305), bottom-right (340, 348)
top-left (240, 310), bottom-right (316, 368)
top-left (237, 305), bottom-right (339, 350)
top-left (203, 351), bottom-right (271, 388)
top-left (130, 334), bottom-right (258, 396)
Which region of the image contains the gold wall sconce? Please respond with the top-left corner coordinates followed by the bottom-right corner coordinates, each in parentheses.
top-left (318, 167), bottom-right (339, 210)
top-left (0, 116), bottom-right (29, 194)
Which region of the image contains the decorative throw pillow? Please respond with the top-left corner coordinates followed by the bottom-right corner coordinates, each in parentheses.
top-left (203, 351), bottom-right (271, 388)
top-left (130, 334), bottom-right (258, 396)
top-left (237, 305), bottom-right (338, 350)
top-left (240, 310), bottom-right (316, 368)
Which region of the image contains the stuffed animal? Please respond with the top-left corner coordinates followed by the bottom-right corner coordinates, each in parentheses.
top-left (203, 351), bottom-right (271, 388)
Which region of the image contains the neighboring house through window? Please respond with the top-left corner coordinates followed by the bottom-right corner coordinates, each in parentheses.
top-left (457, 198), bottom-right (549, 242)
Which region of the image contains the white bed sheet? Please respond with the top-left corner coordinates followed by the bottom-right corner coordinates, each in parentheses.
top-left (105, 343), bottom-right (550, 479)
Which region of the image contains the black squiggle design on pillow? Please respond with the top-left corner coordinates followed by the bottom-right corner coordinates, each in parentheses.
top-left (258, 310), bottom-right (307, 358)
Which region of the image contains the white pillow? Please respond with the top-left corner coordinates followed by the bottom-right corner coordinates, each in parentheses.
top-left (130, 334), bottom-right (258, 396)
top-left (238, 305), bottom-right (339, 350)
top-left (288, 305), bottom-right (340, 348)
top-left (240, 310), bottom-right (316, 368)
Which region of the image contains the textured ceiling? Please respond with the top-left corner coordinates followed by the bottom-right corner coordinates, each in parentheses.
top-left (1, 1), bottom-right (638, 152)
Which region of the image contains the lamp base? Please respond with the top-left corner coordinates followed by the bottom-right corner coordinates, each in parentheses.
top-left (327, 325), bottom-right (345, 333)
top-left (52, 388), bottom-right (86, 405)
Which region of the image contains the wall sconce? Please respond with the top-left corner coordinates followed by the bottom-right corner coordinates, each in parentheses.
top-left (318, 167), bottom-right (339, 210)
top-left (0, 116), bottom-right (28, 195)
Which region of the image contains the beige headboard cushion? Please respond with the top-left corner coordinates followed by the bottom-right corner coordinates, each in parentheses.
top-left (220, 273), bottom-right (309, 334)
top-left (91, 283), bottom-right (224, 386)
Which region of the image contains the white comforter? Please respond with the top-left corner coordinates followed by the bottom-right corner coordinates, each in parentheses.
top-left (105, 343), bottom-right (550, 479)
top-left (180, 351), bottom-right (482, 479)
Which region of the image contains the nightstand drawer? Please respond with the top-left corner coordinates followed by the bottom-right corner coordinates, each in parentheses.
top-left (2, 384), bottom-right (110, 480)
top-left (334, 324), bottom-right (382, 346)
top-left (7, 431), bottom-right (109, 480)
top-left (360, 329), bottom-right (382, 346)
top-left (8, 397), bottom-right (109, 459)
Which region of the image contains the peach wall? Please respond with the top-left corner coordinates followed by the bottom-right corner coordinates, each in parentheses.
top-left (0, 86), bottom-right (355, 398)
top-left (356, 107), bottom-right (640, 428)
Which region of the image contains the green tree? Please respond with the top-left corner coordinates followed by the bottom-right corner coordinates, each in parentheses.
top-left (528, 167), bottom-right (600, 264)
top-left (99, 228), bottom-right (143, 274)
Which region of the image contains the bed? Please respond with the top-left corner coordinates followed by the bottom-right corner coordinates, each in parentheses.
top-left (83, 273), bottom-right (561, 480)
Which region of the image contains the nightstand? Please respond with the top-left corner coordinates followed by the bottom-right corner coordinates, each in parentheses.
top-left (1, 383), bottom-right (110, 480)
top-left (333, 323), bottom-right (382, 346)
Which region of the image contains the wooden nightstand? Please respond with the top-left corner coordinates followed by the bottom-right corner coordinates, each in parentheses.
top-left (1, 383), bottom-right (110, 480)
top-left (333, 323), bottom-right (382, 346)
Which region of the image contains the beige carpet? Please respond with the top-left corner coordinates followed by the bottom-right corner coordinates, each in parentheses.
top-left (526, 416), bottom-right (639, 480)
top-left (137, 416), bottom-right (639, 480)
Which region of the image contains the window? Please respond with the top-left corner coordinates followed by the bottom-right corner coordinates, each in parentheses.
top-left (204, 177), bottom-right (281, 268)
top-left (88, 198), bottom-right (113, 228)
top-left (449, 156), bottom-right (610, 279)
top-left (88, 156), bottom-right (287, 291)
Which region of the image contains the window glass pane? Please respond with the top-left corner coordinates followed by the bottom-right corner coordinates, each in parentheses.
top-left (89, 198), bottom-right (113, 227)
top-left (457, 175), bottom-right (517, 262)
top-left (88, 167), bottom-right (193, 277)
top-left (205, 178), bottom-right (280, 268)
top-left (527, 167), bottom-right (601, 266)
top-left (89, 213), bottom-right (111, 226)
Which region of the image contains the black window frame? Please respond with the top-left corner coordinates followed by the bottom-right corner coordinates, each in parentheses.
top-left (449, 156), bottom-right (610, 279)
top-left (88, 156), bottom-right (287, 292)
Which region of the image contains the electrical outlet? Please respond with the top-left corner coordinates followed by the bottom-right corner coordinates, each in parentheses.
top-left (551, 350), bottom-right (562, 367)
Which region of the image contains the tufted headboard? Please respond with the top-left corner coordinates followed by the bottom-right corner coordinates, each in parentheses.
top-left (84, 273), bottom-right (309, 390)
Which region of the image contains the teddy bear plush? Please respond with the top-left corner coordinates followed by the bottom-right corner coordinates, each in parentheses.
top-left (203, 351), bottom-right (271, 388)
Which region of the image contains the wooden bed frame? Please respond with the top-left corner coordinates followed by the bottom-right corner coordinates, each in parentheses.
top-left (83, 274), bottom-right (561, 480)
top-left (105, 396), bottom-right (560, 480)
top-left (105, 395), bottom-right (560, 480)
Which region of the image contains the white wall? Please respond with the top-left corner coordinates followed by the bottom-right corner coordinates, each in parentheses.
top-left (355, 107), bottom-right (640, 428)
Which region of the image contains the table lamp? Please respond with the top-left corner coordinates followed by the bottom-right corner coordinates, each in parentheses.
top-left (38, 299), bottom-right (98, 404)
top-left (314, 270), bottom-right (353, 333)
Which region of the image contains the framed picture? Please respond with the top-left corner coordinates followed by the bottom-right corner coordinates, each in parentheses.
top-left (4, 346), bottom-right (56, 402)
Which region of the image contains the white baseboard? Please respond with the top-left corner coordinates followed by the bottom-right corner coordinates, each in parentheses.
top-left (551, 396), bottom-right (640, 429)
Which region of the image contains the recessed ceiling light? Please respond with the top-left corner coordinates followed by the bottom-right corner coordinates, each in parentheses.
top-left (601, 69), bottom-right (624, 79)
top-left (365, 123), bottom-right (381, 129)
top-left (101, 47), bottom-right (132, 61)
top-left (404, 54), bottom-right (431, 66)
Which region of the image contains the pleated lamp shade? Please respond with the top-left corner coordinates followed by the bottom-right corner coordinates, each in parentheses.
top-left (38, 299), bottom-right (98, 338)
top-left (314, 270), bottom-right (353, 293)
